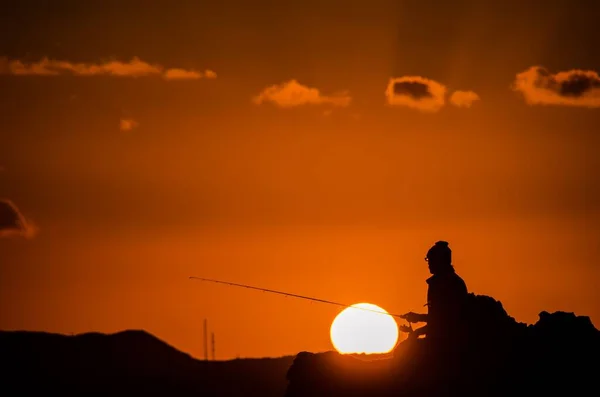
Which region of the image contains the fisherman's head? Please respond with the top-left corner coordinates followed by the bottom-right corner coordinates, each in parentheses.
top-left (425, 241), bottom-right (452, 274)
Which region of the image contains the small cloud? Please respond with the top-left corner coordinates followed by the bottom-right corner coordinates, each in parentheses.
top-left (162, 68), bottom-right (201, 80)
top-left (204, 70), bottom-right (217, 79)
top-left (0, 199), bottom-right (38, 239)
top-left (252, 80), bottom-right (351, 108)
top-left (449, 90), bottom-right (480, 108)
top-left (0, 57), bottom-right (216, 80)
top-left (163, 68), bottom-right (217, 80)
top-left (512, 66), bottom-right (600, 108)
top-left (120, 118), bottom-right (139, 132)
top-left (385, 76), bottom-right (447, 112)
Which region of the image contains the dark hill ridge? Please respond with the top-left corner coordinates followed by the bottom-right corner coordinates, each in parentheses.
top-left (0, 329), bottom-right (294, 396)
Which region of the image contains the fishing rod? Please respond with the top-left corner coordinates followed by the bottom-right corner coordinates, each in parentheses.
top-left (188, 276), bottom-right (408, 320)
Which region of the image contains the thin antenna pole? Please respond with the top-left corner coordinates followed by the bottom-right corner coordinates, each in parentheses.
top-left (189, 276), bottom-right (405, 319)
top-left (203, 319), bottom-right (208, 361)
top-left (211, 332), bottom-right (215, 361)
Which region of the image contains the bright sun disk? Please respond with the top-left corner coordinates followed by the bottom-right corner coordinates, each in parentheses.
top-left (330, 303), bottom-right (399, 354)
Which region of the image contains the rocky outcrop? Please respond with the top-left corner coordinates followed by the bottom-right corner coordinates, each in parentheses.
top-left (285, 303), bottom-right (600, 397)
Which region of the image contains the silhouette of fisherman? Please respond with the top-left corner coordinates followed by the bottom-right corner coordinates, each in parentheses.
top-left (400, 241), bottom-right (469, 345)
top-left (389, 241), bottom-right (471, 394)
top-left (285, 240), bottom-right (600, 397)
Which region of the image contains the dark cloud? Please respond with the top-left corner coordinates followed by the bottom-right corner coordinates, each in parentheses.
top-left (513, 66), bottom-right (600, 107)
top-left (385, 76), bottom-right (446, 112)
top-left (559, 73), bottom-right (600, 97)
top-left (392, 81), bottom-right (432, 99)
top-left (0, 199), bottom-right (37, 238)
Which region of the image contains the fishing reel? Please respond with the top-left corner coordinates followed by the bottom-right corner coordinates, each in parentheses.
top-left (399, 322), bottom-right (413, 333)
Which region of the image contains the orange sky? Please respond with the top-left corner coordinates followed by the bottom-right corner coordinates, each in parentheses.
top-left (1, 0), bottom-right (600, 360)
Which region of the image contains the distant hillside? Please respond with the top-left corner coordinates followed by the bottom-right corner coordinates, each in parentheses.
top-left (0, 330), bottom-right (295, 396)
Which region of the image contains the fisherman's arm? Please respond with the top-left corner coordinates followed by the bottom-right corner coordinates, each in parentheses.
top-left (401, 312), bottom-right (428, 323)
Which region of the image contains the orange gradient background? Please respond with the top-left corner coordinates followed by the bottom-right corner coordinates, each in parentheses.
top-left (1, 1), bottom-right (599, 360)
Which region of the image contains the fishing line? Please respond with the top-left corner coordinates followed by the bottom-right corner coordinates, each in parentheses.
top-left (189, 276), bottom-right (407, 320)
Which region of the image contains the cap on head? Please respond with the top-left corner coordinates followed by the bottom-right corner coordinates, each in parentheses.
top-left (426, 240), bottom-right (452, 266)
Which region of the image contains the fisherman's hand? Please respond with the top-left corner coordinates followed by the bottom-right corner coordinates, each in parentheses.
top-left (399, 325), bottom-right (413, 334)
top-left (400, 312), bottom-right (424, 324)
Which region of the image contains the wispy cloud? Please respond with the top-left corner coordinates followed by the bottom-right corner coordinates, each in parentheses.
top-left (0, 199), bottom-right (38, 239)
top-left (252, 80), bottom-right (351, 108)
top-left (513, 66), bottom-right (600, 108)
top-left (163, 68), bottom-right (217, 80)
top-left (0, 57), bottom-right (216, 80)
top-left (449, 90), bottom-right (480, 108)
top-left (119, 118), bottom-right (139, 132)
top-left (385, 76), bottom-right (447, 112)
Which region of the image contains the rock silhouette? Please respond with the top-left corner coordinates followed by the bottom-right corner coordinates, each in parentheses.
top-left (285, 297), bottom-right (600, 397)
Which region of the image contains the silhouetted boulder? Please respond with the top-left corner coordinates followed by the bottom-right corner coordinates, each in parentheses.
top-left (285, 297), bottom-right (600, 397)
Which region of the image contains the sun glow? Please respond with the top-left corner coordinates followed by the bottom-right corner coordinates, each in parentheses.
top-left (330, 303), bottom-right (399, 354)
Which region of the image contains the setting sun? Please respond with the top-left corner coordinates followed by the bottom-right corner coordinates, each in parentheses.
top-left (330, 303), bottom-right (399, 354)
